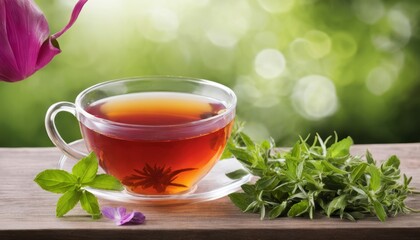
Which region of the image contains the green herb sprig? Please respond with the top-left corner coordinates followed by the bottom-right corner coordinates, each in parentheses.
top-left (225, 131), bottom-right (419, 221)
top-left (34, 152), bottom-right (123, 218)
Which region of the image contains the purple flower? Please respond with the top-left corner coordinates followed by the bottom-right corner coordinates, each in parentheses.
top-left (101, 207), bottom-right (146, 226)
top-left (0, 0), bottom-right (88, 82)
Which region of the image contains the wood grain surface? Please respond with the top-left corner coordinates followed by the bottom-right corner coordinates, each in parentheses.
top-left (0, 144), bottom-right (419, 240)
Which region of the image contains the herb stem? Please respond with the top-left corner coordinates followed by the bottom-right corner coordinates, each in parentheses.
top-left (410, 189), bottom-right (420, 194)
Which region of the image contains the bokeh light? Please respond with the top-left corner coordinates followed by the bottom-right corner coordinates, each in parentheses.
top-left (254, 49), bottom-right (286, 79)
top-left (366, 66), bottom-right (394, 96)
top-left (1, 0), bottom-right (420, 147)
top-left (352, 0), bottom-right (385, 25)
top-left (141, 7), bottom-right (180, 43)
top-left (292, 75), bottom-right (338, 120)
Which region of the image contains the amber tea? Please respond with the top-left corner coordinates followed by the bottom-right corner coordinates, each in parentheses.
top-left (80, 92), bottom-right (233, 195)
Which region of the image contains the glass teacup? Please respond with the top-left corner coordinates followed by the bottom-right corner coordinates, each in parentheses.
top-left (45, 76), bottom-right (236, 195)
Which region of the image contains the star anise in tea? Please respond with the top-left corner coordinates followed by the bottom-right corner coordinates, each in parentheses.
top-left (122, 164), bottom-right (196, 193)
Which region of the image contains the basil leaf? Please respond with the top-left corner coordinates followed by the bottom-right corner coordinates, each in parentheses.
top-left (80, 191), bottom-right (101, 219)
top-left (226, 169), bottom-right (249, 180)
top-left (34, 169), bottom-right (77, 193)
top-left (56, 190), bottom-right (81, 217)
top-left (87, 174), bottom-right (124, 191)
top-left (72, 152), bottom-right (98, 184)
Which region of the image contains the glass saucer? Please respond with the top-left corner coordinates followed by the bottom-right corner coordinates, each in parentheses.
top-left (58, 139), bottom-right (251, 205)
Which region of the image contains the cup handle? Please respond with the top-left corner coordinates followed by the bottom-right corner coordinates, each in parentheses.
top-left (45, 102), bottom-right (87, 160)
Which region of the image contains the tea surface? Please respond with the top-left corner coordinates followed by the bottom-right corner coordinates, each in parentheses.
top-left (81, 92), bottom-right (232, 195)
top-left (87, 92), bottom-right (226, 125)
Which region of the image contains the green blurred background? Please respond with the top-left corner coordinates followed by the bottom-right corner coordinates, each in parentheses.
top-left (1, 0), bottom-right (420, 147)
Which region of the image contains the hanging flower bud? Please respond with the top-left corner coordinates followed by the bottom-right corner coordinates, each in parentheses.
top-left (0, 0), bottom-right (88, 82)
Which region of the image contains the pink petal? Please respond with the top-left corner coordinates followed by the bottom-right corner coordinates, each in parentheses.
top-left (51, 0), bottom-right (88, 39)
top-left (102, 207), bottom-right (145, 226)
top-left (36, 0), bottom-right (88, 71)
top-left (101, 206), bottom-right (127, 221)
top-left (118, 211), bottom-right (145, 225)
top-left (130, 212), bottom-right (146, 224)
top-left (101, 207), bottom-right (119, 220)
top-left (0, 0), bottom-right (49, 82)
top-left (0, 0), bottom-right (88, 82)
top-left (118, 212), bottom-right (135, 226)
top-left (35, 37), bottom-right (61, 72)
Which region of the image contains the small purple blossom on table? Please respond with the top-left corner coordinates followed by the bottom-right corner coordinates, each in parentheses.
top-left (101, 206), bottom-right (146, 226)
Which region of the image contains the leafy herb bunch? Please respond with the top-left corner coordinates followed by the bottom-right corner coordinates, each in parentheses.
top-left (225, 129), bottom-right (418, 221)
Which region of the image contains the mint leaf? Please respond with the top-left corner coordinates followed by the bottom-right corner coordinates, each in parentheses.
top-left (321, 160), bottom-right (347, 174)
top-left (327, 194), bottom-right (347, 217)
top-left (290, 142), bottom-right (301, 158)
top-left (35, 151), bottom-right (124, 219)
top-left (383, 155), bottom-right (400, 169)
top-left (228, 192), bottom-right (254, 212)
top-left (287, 200), bottom-right (309, 217)
top-left (87, 174), bottom-right (124, 190)
top-left (221, 142), bottom-right (234, 159)
top-left (34, 169), bottom-right (77, 193)
top-left (256, 176), bottom-right (278, 190)
top-left (269, 201), bottom-right (287, 219)
top-left (239, 132), bottom-right (255, 150)
top-left (80, 191), bottom-right (101, 219)
top-left (72, 152), bottom-right (98, 184)
top-left (56, 190), bottom-right (81, 217)
top-left (229, 147), bottom-right (254, 167)
top-left (373, 200), bottom-right (387, 222)
top-left (226, 169), bottom-right (249, 180)
top-left (368, 165), bottom-right (381, 191)
top-left (221, 120), bottom-right (245, 160)
top-left (350, 163), bottom-right (367, 183)
top-left (366, 150), bottom-right (375, 164)
top-left (241, 184), bottom-right (256, 195)
top-left (327, 136), bottom-right (353, 158)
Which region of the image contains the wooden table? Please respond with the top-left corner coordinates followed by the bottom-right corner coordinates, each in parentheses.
top-left (0, 143), bottom-right (419, 240)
